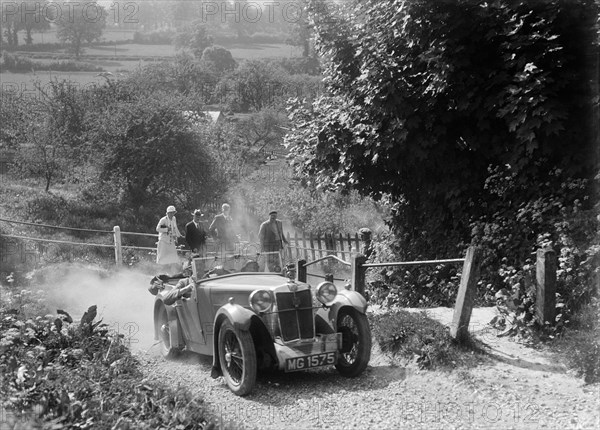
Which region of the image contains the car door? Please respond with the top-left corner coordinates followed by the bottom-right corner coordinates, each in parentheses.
top-left (176, 283), bottom-right (207, 351)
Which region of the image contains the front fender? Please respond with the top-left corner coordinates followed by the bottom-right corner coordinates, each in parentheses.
top-left (211, 303), bottom-right (256, 378)
top-left (327, 289), bottom-right (369, 327)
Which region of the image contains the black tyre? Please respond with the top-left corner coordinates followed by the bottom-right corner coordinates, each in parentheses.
top-left (156, 304), bottom-right (181, 360)
top-left (218, 319), bottom-right (257, 396)
top-left (335, 307), bottom-right (372, 377)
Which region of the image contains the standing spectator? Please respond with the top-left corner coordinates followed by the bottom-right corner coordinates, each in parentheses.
top-left (156, 205), bottom-right (183, 271)
top-left (209, 203), bottom-right (235, 253)
top-left (185, 209), bottom-right (207, 255)
top-left (258, 210), bottom-right (288, 272)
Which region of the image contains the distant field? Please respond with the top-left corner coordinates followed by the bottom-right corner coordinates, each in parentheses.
top-left (3, 34), bottom-right (303, 86)
top-left (15, 29), bottom-right (136, 45)
top-left (0, 71), bottom-right (121, 91)
top-left (11, 28), bottom-right (301, 60)
top-left (77, 42), bottom-right (300, 60)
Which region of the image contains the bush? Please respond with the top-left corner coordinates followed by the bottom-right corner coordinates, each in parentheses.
top-left (369, 310), bottom-right (481, 369)
top-left (0, 283), bottom-right (220, 429)
top-left (1, 52), bottom-right (103, 72)
top-left (366, 232), bottom-right (462, 308)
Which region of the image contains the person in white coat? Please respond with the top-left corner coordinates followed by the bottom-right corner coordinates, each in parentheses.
top-left (156, 205), bottom-right (183, 269)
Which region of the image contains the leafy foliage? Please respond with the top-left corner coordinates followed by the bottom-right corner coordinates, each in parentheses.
top-left (0, 284), bottom-right (219, 429)
top-left (216, 59), bottom-right (322, 112)
top-left (174, 20), bottom-right (214, 57)
top-left (236, 174), bottom-right (386, 235)
top-left (557, 297), bottom-right (600, 384)
top-left (286, 0), bottom-right (599, 316)
top-left (200, 45), bottom-right (237, 75)
top-left (94, 91), bottom-right (227, 223)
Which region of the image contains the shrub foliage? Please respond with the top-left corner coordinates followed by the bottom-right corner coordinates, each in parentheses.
top-left (0, 285), bottom-right (218, 429)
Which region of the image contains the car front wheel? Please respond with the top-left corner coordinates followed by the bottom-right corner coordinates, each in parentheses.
top-left (218, 319), bottom-right (257, 396)
top-left (157, 304), bottom-right (181, 360)
top-left (336, 307), bottom-right (371, 377)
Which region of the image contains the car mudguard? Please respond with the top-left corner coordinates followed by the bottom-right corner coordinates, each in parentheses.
top-left (328, 289), bottom-right (369, 325)
top-left (211, 302), bottom-right (255, 378)
top-left (153, 299), bottom-right (184, 349)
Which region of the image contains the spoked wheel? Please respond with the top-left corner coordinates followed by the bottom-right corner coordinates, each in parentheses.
top-left (218, 319), bottom-right (257, 396)
top-left (336, 307), bottom-right (372, 377)
top-left (157, 304), bottom-right (180, 360)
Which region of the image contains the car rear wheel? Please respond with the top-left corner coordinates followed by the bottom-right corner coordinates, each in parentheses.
top-left (218, 319), bottom-right (257, 396)
top-left (335, 307), bottom-right (371, 377)
top-left (157, 304), bottom-right (181, 360)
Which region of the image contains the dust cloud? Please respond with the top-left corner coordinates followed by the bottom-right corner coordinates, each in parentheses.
top-left (31, 263), bottom-right (158, 353)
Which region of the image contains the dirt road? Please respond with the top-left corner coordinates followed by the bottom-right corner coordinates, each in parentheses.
top-left (137, 307), bottom-right (599, 430)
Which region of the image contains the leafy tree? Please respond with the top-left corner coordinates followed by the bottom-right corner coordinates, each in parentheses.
top-left (56, 0), bottom-right (106, 58)
top-left (21, 0), bottom-right (52, 44)
top-left (215, 60), bottom-right (322, 112)
top-left (95, 93), bottom-right (226, 218)
top-left (134, 0), bottom-right (172, 30)
top-left (125, 54), bottom-right (217, 103)
top-left (0, 0), bottom-right (20, 46)
top-left (227, 0), bottom-right (255, 40)
top-left (200, 45), bottom-right (237, 75)
top-left (10, 80), bottom-right (92, 192)
top-left (174, 20), bottom-right (213, 57)
top-left (286, 0), bottom-right (599, 263)
top-left (235, 108), bottom-right (288, 153)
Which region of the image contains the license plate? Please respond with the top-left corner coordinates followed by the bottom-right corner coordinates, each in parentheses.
top-left (285, 352), bottom-right (337, 372)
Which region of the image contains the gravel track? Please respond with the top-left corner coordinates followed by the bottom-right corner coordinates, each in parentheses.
top-left (136, 308), bottom-right (599, 430)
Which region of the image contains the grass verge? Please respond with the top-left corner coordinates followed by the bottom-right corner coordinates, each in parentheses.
top-left (369, 309), bottom-right (484, 369)
top-left (555, 297), bottom-right (600, 384)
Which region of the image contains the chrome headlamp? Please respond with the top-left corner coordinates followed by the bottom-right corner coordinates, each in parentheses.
top-left (316, 282), bottom-right (337, 306)
top-left (249, 290), bottom-right (273, 313)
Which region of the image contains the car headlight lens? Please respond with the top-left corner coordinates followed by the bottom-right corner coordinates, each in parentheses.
top-left (249, 290), bottom-right (272, 313)
top-left (317, 282), bottom-right (337, 305)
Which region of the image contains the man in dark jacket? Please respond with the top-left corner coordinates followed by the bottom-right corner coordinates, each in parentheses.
top-left (209, 203), bottom-right (235, 252)
top-left (258, 210), bottom-right (288, 271)
top-left (186, 209), bottom-right (207, 255)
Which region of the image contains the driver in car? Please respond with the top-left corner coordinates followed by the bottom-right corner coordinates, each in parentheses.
top-left (162, 261), bottom-right (194, 305)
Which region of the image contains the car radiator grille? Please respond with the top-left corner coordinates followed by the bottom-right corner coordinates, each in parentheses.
top-left (275, 290), bottom-right (314, 341)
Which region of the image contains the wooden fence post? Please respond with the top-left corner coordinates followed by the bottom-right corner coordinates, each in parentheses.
top-left (351, 254), bottom-right (367, 296)
top-left (309, 233), bottom-right (316, 261)
top-left (113, 226), bottom-right (123, 268)
top-left (296, 259), bottom-right (307, 283)
top-left (536, 248), bottom-right (557, 325)
top-left (450, 246), bottom-right (482, 343)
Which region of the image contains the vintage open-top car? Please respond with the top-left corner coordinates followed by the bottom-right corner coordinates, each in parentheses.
top-left (150, 256), bottom-right (371, 396)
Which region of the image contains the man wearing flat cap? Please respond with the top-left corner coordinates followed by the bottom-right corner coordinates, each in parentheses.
top-left (258, 210), bottom-right (288, 272)
top-left (185, 209), bottom-right (207, 255)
